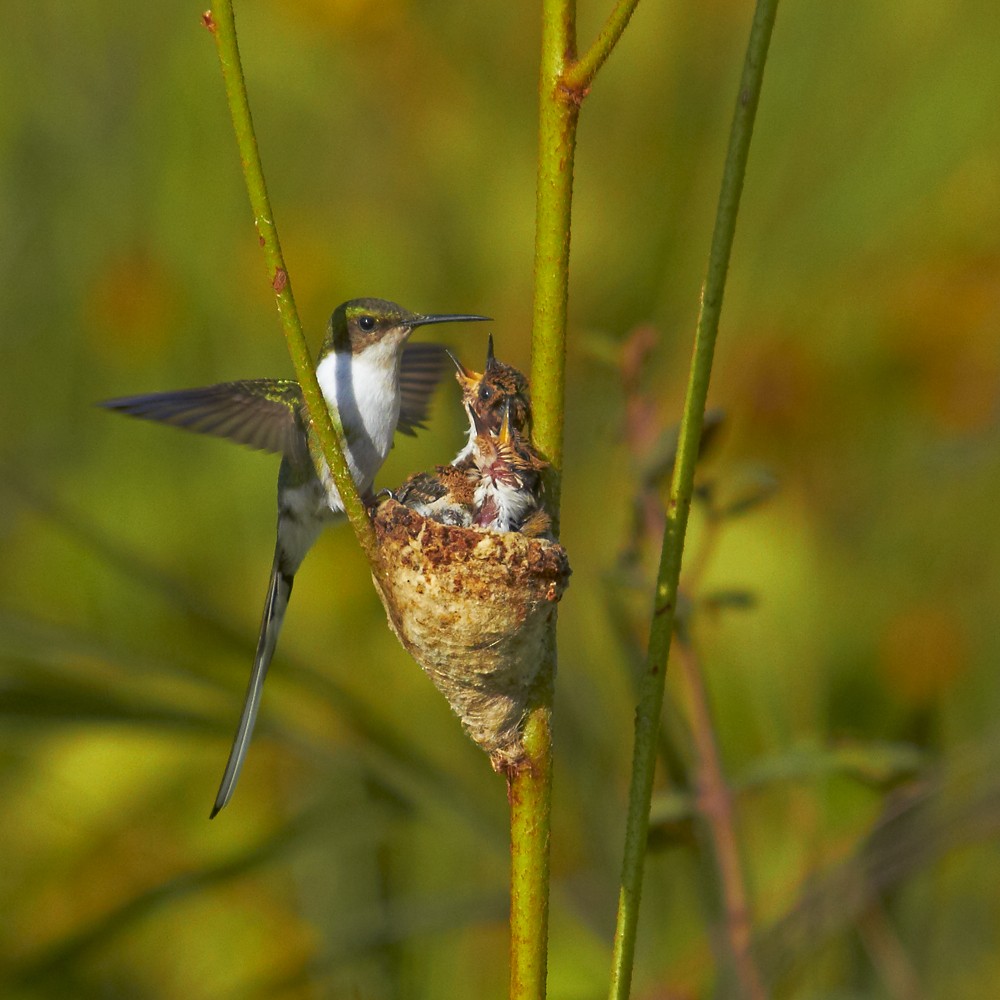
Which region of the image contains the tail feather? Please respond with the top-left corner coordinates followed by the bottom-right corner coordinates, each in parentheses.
top-left (210, 556), bottom-right (293, 818)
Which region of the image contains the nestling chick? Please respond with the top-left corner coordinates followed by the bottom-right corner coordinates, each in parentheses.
top-left (393, 463), bottom-right (478, 527)
top-left (449, 334), bottom-right (533, 467)
top-left (470, 401), bottom-right (549, 536)
top-left (396, 339), bottom-right (551, 539)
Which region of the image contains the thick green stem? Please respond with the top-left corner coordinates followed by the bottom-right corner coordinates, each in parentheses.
top-left (204, 4), bottom-right (379, 566)
top-left (511, 1), bottom-right (578, 996)
top-left (517, 0), bottom-right (647, 994)
top-left (509, 707), bottom-right (554, 1000)
top-left (608, 3), bottom-right (780, 998)
top-left (530, 0), bottom-right (579, 527)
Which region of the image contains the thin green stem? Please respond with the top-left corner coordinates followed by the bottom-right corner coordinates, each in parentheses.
top-left (608, 3), bottom-right (780, 998)
top-left (563, 0), bottom-right (642, 95)
top-left (204, 4), bottom-right (378, 566)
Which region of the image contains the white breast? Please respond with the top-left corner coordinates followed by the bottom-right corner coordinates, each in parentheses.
top-left (481, 482), bottom-right (531, 531)
top-left (315, 343), bottom-right (401, 497)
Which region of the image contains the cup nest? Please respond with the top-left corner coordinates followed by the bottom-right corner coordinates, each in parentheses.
top-left (370, 499), bottom-right (571, 772)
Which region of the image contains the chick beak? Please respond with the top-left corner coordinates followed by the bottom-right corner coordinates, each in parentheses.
top-left (498, 399), bottom-right (513, 446)
top-left (446, 349), bottom-right (483, 393)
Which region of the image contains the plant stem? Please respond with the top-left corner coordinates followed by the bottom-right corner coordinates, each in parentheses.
top-left (608, 3), bottom-right (780, 998)
top-left (203, 4), bottom-right (379, 566)
top-left (858, 904), bottom-right (926, 1000)
top-left (518, 0), bottom-right (647, 994)
top-left (675, 639), bottom-right (764, 1000)
top-left (677, 513), bottom-right (760, 995)
top-left (511, 0), bottom-right (583, 993)
top-left (530, 0), bottom-right (579, 527)
top-left (563, 0), bottom-right (642, 95)
top-left (509, 705), bottom-right (554, 1000)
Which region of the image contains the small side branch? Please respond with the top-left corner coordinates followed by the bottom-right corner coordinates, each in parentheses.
top-left (676, 639), bottom-right (764, 1000)
top-left (563, 0), bottom-right (643, 97)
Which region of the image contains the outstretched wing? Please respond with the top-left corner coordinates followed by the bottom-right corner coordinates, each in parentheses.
top-left (100, 379), bottom-right (306, 459)
top-left (397, 342), bottom-right (450, 436)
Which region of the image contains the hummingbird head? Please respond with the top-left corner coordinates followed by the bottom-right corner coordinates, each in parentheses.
top-left (448, 334), bottom-right (533, 437)
top-left (323, 298), bottom-right (490, 358)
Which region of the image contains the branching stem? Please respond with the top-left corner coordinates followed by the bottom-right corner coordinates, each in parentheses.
top-left (563, 0), bottom-right (642, 95)
top-left (514, 0), bottom-right (647, 995)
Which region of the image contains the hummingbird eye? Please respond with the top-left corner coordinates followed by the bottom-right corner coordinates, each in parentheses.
top-left (479, 384), bottom-right (493, 402)
top-left (358, 314), bottom-right (376, 332)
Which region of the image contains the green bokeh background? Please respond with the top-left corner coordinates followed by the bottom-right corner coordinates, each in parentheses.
top-left (3, 2), bottom-right (1000, 998)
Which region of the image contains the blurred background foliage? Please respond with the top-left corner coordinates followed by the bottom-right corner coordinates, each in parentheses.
top-left (2, 1), bottom-right (999, 998)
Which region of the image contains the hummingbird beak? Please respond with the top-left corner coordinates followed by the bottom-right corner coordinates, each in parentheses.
top-left (485, 333), bottom-right (496, 369)
top-left (410, 312), bottom-right (491, 331)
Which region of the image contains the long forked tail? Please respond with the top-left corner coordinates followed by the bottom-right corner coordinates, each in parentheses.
top-left (210, 555), bottom-right (293, 818)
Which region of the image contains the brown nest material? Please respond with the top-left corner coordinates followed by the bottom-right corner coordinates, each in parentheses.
top-left (371, 499), bottom-right (571, 771)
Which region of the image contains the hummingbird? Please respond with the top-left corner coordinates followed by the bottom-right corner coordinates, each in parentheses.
top-left (449, 334), bottom-right (532, 467)
top-left (452, 342), bottom-right (549, 537)
top-left (101, 298), bottom-right (489, 816)
top-left (393, 338), bottom-right (551, 536)
top-left (393, 405), bottom-right (550, 537)
top-left (393, 463), bottom-right (478, 527)
top-left (469, 400), bottom-right (546, 534)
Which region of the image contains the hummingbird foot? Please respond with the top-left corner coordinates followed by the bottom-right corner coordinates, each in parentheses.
top-left (364, 490), bottom-right (388, 516)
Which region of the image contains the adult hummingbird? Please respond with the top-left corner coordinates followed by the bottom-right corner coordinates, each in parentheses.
top-left (101, 298), bottom-right (489, 816)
